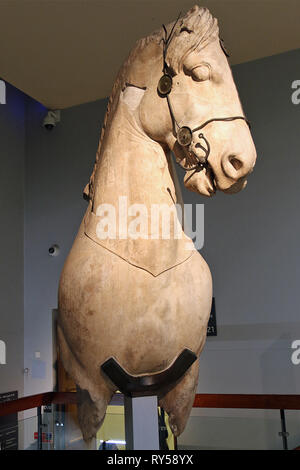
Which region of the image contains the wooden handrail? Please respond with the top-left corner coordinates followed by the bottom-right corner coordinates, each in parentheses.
top-left (0, 392), bottom-right (77, 417)
top-left (0, 392), bottom-right (299, 418)
top-left (0, 391), bottom-right (122, 417)
top-left (193, 394), bottom-right (300, 410)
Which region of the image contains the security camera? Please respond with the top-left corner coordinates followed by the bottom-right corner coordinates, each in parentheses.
top-left (43, 110), bottom-right (61, 130)
top-left (48, 244), bottom-right (60, 257)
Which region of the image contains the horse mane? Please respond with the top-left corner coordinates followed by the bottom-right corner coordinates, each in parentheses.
top-left (83, 32), bottom-right (159, 201)
top-left (83, 5), bottom-right (219, 201)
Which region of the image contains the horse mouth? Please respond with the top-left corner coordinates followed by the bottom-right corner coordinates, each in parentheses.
top-left (182, 154), bottom-right (217, 197)
top-left (180, 147), bottom-right (247, 197)
top-left (186, 148), bottom-right (217, 196)
top-left (221, 177), bottom-right (248, 193)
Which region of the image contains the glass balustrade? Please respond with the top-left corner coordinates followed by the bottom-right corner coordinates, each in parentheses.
top-left (177, 408), bottom-right (300, 450)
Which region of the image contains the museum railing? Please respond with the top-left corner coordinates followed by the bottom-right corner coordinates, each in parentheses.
top-left (0, 392), bottom-right (299, 450)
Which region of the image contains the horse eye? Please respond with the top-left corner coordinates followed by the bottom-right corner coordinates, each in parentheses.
top-left (191, 65), bottom-right (210, 82)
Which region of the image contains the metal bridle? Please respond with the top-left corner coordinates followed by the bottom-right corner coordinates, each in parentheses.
top-left (157, 16), bottom-right (251, 172)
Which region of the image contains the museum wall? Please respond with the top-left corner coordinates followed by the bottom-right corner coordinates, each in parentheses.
top-left (0, 82), bottom-right (25, 397)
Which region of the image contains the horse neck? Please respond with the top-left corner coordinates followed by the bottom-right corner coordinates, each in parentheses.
top-left (92, 102), bottom-right (181, 213)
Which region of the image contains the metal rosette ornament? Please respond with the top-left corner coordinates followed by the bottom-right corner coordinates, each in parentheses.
top-left (157, 74), bottom-right (173, 96)
top-left (176, 129), bottom-right (210, 172)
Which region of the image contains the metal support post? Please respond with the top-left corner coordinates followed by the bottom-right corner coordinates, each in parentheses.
top-left (124, 395), bottom-right (160, 450)
top-left (37, 406), bottom-right (42, 450)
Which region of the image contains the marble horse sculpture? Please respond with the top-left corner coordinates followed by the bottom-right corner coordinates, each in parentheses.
top-left (58, 5), bottom-right (257, 442)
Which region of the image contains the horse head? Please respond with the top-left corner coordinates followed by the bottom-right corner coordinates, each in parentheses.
top-left (115, 5), bottom-right (257, 199)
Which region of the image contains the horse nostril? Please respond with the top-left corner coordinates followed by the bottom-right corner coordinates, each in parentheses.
top-left (222, 151), bottom-right (255, 181)
top-left (229, 156), bottom-right (243, 171)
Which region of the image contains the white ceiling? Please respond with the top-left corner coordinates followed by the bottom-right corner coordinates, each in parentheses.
top-left (0, 0), bottom-right (300, 109)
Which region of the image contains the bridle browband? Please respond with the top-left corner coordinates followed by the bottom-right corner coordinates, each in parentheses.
top-left (157, 14), bottom-right (251, 172)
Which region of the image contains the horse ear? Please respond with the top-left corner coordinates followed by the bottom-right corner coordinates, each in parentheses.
top-left (125, 40), bottom-right (162, 89)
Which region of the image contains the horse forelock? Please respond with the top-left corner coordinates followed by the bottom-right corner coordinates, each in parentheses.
top-left (166, 6), bottom-right (219, 73)
top-left (84, 5), bottom-right (219, 201)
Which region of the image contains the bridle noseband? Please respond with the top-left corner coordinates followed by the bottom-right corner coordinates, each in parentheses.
top-left (157, 15), bottom-right (251, 172)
